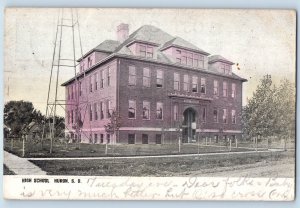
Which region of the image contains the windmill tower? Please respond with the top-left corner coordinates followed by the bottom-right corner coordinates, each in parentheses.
top-left (42, 9), bottom-right (84, 153)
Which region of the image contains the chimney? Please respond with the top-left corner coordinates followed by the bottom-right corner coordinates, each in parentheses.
top-left (117, 23), bottom-right (129, 42)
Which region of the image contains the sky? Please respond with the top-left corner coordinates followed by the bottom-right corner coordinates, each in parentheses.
top-left (4, 8), bottom-right (296, 116)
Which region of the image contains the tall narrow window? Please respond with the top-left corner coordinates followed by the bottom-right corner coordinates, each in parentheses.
top-left (183, 74), bottom-right (189, 92)
top-left (89, 104), bottom-right (92, 121)
top-left (94, 73), bottom-right (98, 91)
top-left (88, 57), bottom-right (92, 67)
top-left (100, 101), bottom-right (104, 119)
top-left (193, 54), bottom-right (199, 67)
top-left (128, 66), bottom-right (136, 85)
top-left (187, 53), bottom-right (193, 66)
top-left (223, 81), bottom-right (228, 97)
top-left (176, 50), bottom-right (181, 63)
top-left (174, 104), bottom-right (178, 121)
top-left (67, 111), bottom-right (70, 124)
top-left (94, 103), bottom-right (98, 120)
top-left (107, 134), bottom-right (111, 144)
top-left (232, 83), bottom-right (236, 98)
top-left (140, 45), bottom-right (146, 57)
top-left (202, 107), bottom-right (206, 122)
top-left (106, 100), bottom-right (112, 118)
top-left (147, 46), bottom-right (153, 58)
top-left (142, 134), bottom-right (149, 144)
top-left (79, 82), bottom-right (82, 96)
top-left (200, 77), bottom-right (206, 94)
top-left (199, 55), bottom-right (204, 68)
top-left (182, 51), bottom-right (187, 65)
top-left (174, 73), bottom-right (180, 91)
top-left (128, 100), bottom-right (136, 119)
top-left (192, 76), bottom-right (198, 92)
top-left (232, 109), bottom-right (236, 124)
top-left (89, 76), bottom-right (93, 93)
top-left (142, 101), bottom-right (150, 120)
top-left (222, 109), bottom-right (228, 123)
top-left (156, 102), bottom-right (163, 120)
top-left (94, 134), bottom-right (98, 144)
top-left (143, 68), bottom-right (151, 87)
top-left (70, 85), bottom-right (74, 99)
top-left (71, 110), bottom-right (74, 123)
top-left (156, 70), bottom-right (163, 88)
top-left (155, 134), bottom-right (162, 144)
top-left (213, 108), bottom-right (218, 123)
top-left (213, 80), bottom-right (219, 96)
top-left (107, 67), bottom-right (111, 86)
top-left (101, 70), bottom-right (105, 88)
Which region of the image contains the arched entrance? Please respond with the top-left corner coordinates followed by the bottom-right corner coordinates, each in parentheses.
top-left (182, 108), bottom-right (197, 143)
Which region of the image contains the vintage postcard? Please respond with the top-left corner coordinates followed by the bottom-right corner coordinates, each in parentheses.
top-left (3, 8), bottom-right (296, 200)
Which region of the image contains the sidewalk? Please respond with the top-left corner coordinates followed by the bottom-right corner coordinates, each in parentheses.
top-left (4, 151), bottom-right (47, 175)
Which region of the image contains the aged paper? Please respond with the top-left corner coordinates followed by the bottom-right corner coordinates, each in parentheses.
top-left (3, 8), bottom-right (296, 200)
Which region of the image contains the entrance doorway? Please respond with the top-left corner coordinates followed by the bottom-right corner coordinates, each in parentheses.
top-left (182, 108), bottom-right (197, 143)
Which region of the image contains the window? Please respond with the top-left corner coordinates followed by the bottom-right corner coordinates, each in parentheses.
top-left (223, 81), bottom-right (228, 97)
top-left (142, 101), bottom-right (150, 120)
top-left (223, 109), bottom-right (228, 123)
top-left (187, 53), bottom-right (193, 66)
top-left (183, 75), bottom-right (189, 92)
top-left (202, 107), bottom-right (206, 122)
top-left (182, 51), bottom-right (187, 65)
top-left (156, 102), bottom-right (163, 120)
top-left (176, 50), bottom-right (181, 63)
top-left (128, 100), bottom-right (136, 119)
top-left (174, 73), bottom-right (180, 91)
top-left (155, 134), bottom-right (162, 144)
top-left (71, 110), bottom-right (74, 123)
top-left (140, 45), bottom-right (146, 57)
top-left (222, 64), bottom-right (230, 75)
top-left (156, 70), bottom-right (163, 88)
top-left (88, 57), bottom-right (92, 67)
top-left (100, 134), bottom-right (104, 143)
top-left (94, 134), bottom-right (98, 144)
top-left (232, 83), bottom-right (236, 98)
top-left (101, 70), bottom-right (105, 88)
top-left (71, 85), bottom-right (74, 99)
top-left (142, 134), bottom-right (148, 144)
top-left (94, 103), bottom-right (98, 120)
top-left (128, 134), bottom-right (135, 144)
top-left (147, 47), bottom-right (153, 58)
top-left (174, 104), bottom-right (178, 121)
top-left (89, 104), bottom-right (92, 121)
top-left (232, 110), bottom-right (236, 124)
top-left (143, 68), bottom-right (151, 87)
top-left (89, 76), bottom-right (93, 93)
top-left (214, 135), bottom-right (219, 143)
top-left (106, 100), bottom-right (112, 118)
top-left (94, 73), bottom-right (98, 90)
top-left (200, 77), bottom-right (206, 94)
top-left (193, 54), bottom-right (204, 68)
top-left (79, 82), bottom-right (82, 96)
top-left (100, 102), bottom-right (104, 119)
top-left (192, 76), bottom-right (198, 92)
top-left (198, 55), bottom-right (204, 68)
top-left (213, 80), bottom-right (219, 96)
top-left (128, 66), bottom-right (136, 86)
top-left (107, 67), bottom-right (111, 86)
top-left (213, 108), bottom-right (218, 123)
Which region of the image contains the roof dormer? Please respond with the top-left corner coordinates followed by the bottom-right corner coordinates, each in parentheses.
top-left (127, 40), bottom-right (159, 59)
top-left (208, 55), bottom-right (234, 75)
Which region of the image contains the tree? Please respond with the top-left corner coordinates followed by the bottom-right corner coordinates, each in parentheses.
top-left (4, 101), bottom-right (44, 137)
top-left (242, 75), bottom-right (295, 142)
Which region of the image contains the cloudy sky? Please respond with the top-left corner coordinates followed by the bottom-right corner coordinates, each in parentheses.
top-left (4, 8), bottom-right (296, 116)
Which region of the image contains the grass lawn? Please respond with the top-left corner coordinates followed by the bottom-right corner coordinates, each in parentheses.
top-left (30, 150), bottom-right (294, 177)
top-left (4, 138), bottom-right (257, 158)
